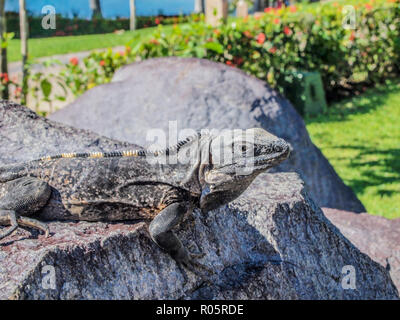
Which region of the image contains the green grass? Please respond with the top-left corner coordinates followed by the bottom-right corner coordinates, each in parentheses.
top-left (7, 25), bottom-right (173, 62)
top-left (305, 81), bottom-right (400, 219)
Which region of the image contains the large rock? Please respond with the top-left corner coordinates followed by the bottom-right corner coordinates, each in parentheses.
top-left (50, 57), bottom-right (365, 213)
top-left (0, 101), bottom-right (141, 164)
top-left (0, 102), bottom-right (397, 299)
top-left (324, 208), bottom-right (400, 292)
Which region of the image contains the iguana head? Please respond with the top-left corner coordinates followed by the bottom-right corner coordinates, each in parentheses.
top-left (199, 128), bottom-right (290, 212)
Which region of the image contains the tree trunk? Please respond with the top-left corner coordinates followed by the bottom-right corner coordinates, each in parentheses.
top-left (19, 0), bottom-right (28, 105)
top-left (194, 0), bottom-right (205, 13)
top-left (0, 0), bottom-right (8, 99)
top-left (129, 0), bottom-right (136, 31)
top-left (90, 0), bottom-right (102, 19)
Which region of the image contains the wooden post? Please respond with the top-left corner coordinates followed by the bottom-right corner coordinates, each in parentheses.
top-left (90, 0), bottom-right (102, 19)
top-left (129, 0), bottom-right (136, 31)
top-left (205, 0), bottom-right (228, 27)
top-left (19, 0), bottom-right (28, 106)
top-left (236, 0), bottom-right (249, 18)
top-left (194, 0), bottom-right (205, 14)
top-left (0, 0), bottom-right (8, 99)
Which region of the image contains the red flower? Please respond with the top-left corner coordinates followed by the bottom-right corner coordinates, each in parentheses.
top-left (213, 29), bottom-right (220, 36)
top-left (365, 3), bottom-right (373, 10)
top-left (100, 60), bottom-right (105, 66)
top-left (233, 56), bottom-right (244, 66)
top-left (1, 72), bottom-right (9, 83)
top-left (273, 18), bottom-right (280, 24)
top-left (243, 30), bottom-right (252, 38)
top-left (269, 47), bottom-right (277, 54)
top-left (257, 33), bottom-right (266, 44)
top-left (69, 57), bottom-right (79, 66)
top-left (149, 39), bottom-right (160, 45)
top-left (283, 26), bottom-right (292, 36)
top-left (289, 6), bottom-right (297, 13)
top-left (264, 7), bottom-right (273, 13)
top-left (349, 31), bottom-right (356, 41)
top-left (226, 60), bottom-right (233, 66)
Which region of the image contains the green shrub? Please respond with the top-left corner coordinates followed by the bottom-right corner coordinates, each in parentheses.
top-left (6, 12), bottom-right (201, 38)
top-left (28, 0), bottom-right (400, 109)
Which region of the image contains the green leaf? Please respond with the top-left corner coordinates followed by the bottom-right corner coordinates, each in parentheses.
top-left (204, 42), bottom-right (224, 54)
top-left (40, 79), bottom-right (52, 98)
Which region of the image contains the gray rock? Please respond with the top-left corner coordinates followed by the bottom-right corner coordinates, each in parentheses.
top-left (1, 102), bottom-right (397, 299)
top-left (50, 57), bottom-right (365, 213)
top-left (324, 208), bottom-right (400, 292)
top-left (0, 100), bottom-right (142, 164)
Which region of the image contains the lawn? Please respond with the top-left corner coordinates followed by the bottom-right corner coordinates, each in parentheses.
top-left (7, 25), bottom-right (174, 62)
top-left (305, 81), bottom-right (400, 219)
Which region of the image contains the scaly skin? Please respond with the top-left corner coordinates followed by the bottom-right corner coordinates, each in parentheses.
top-left (0, 128), bottom-right (290, 278)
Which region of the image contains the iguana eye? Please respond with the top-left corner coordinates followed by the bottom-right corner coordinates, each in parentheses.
top-left (234, 143), bottom-right (253, 156)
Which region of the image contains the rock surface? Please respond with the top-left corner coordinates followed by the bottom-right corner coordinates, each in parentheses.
top-left (324, 208), bottom-right (400, 292)
top-left (1, 102), bottom-right (398, 299)
top-left (50, 57), bottom-right (365, 213)
top-left (0, 100), bottom-right (141, 164)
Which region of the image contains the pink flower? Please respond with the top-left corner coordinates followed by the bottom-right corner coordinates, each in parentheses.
top-left (69, 57), bottom-right (79, 66)
top-left (257, 33), bottom-right (266, 44)
top-left (365, 3), bottom-right (373, 10)
top-left (284, 26), bottom-right (292, 36)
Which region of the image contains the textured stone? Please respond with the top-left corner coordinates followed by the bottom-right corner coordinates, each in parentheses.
top-left (0, 102), bottom-right (397, 299)
top-left (324, 208), bottom-right (400, 292)
top-left (0, 100), bottom-right (141, 165)
top-left (50, 57), bottom-right (365, 213)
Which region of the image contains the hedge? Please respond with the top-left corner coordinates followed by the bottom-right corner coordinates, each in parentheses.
top-left (21, 0), bottom-right (400, 110)
top-left (5, 12), bottom-right (198, 38)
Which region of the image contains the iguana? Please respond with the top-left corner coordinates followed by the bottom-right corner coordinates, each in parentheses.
top-left (0, 128), bottom-right (290, 276)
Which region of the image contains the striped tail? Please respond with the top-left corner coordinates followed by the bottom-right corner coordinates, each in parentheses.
top-left (38, 149), bottom-right (147, 161)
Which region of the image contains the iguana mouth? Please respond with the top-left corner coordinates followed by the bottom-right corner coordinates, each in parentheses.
top-left (253, 145), bottom-right (290, 166)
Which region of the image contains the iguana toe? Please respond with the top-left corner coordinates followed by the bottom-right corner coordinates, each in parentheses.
top-left (17, 216), bottom-right (50, 238)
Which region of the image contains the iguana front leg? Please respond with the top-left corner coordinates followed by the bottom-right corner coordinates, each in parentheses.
top-left (0, 210), bottom-right (18, 239)
top-left (149, 202), bottom-right (213, 280)
top-left (0, 176), bottom-right (51, 240)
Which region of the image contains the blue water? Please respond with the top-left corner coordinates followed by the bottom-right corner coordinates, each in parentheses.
top-left (5, 0), bottom-right (195, 18)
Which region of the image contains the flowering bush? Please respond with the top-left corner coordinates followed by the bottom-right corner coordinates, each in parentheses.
top-left (28, 0), bottom-right (400, 111)
top-left (129, 0), bottom-right (400, 96)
